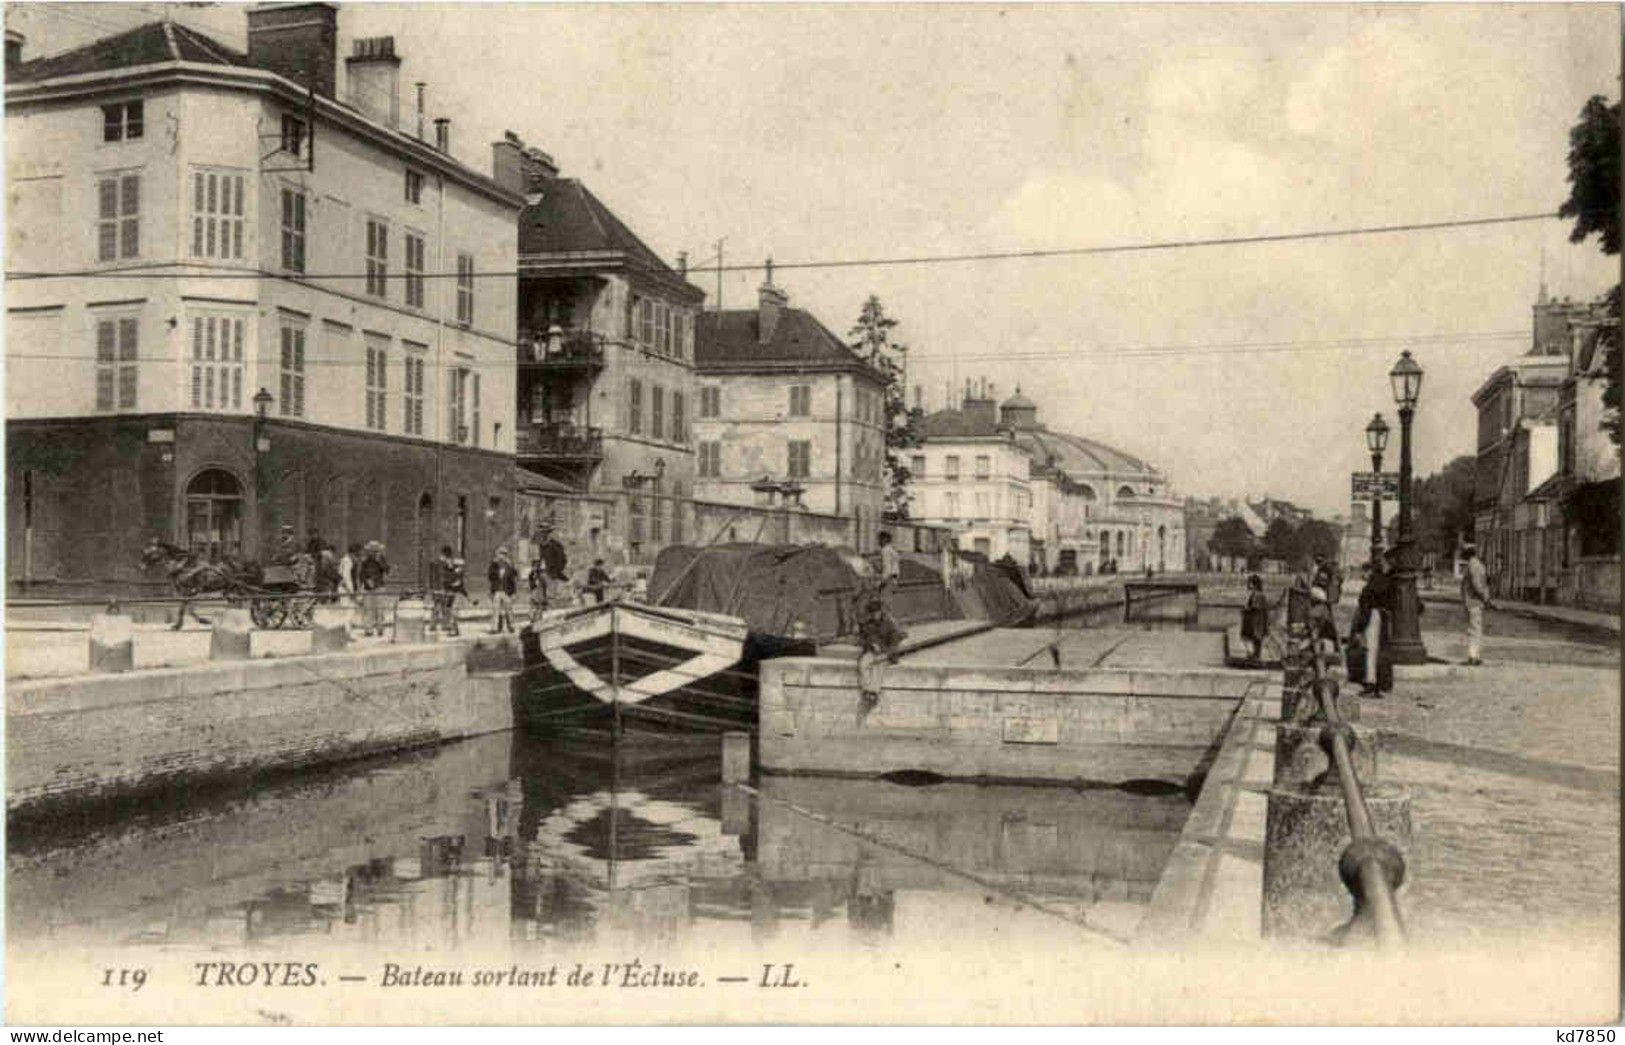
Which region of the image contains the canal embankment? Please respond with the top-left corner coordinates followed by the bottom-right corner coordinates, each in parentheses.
top-left (7, 635), bottom-right (519, 822)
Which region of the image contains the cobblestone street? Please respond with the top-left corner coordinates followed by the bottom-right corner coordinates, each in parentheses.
top-left (1359, 603), bottom-right (1619, 946)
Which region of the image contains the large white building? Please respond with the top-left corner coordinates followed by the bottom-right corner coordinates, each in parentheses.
top-left (5, 5), bottom-right (523, 589)
top-left (911, 385), bottom-right (1186, 574)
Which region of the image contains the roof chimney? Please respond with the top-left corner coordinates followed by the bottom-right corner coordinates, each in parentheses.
top-left (414, 82), bottom-right (425, 139)
top-left (345, 36), bottom-right (400, 129)
top-left (492, 131), bottom-right (525, 193)
top-left (6, 29), bottom-right (24, 72)
top-left (433, 116), bottom-right (450, 153)
top-left (758, 261), bottom-right (788, 345)
top-left (246, 3), bottom-right (338, 99)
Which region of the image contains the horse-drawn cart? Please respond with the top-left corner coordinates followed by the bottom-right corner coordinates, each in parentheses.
top-left (230, 560), bottom-right (320, 630)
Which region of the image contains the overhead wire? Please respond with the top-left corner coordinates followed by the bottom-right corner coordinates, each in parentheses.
top-left (7, 209), bottom-right (1614, 283)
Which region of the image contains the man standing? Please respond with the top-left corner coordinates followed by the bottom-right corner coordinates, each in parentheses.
top-left (358, 541), bottom-right (389, 636)
top-left (488, 547), bottom-right (518, 634)
top-left (1352, 550), bottom-right (1396, 695)
top-left (1460, 543), bottom-right (1495, 665)
top-left (539, 525), bottom-right (568, 585)
top-left (585, 559), bottom-right (612, 604)
top-left (527, 558), bottom-right (550, 624)
top-left (428, 545), bottom-right (460, 637)
top-left (877, 530), bottom-right (900, 590)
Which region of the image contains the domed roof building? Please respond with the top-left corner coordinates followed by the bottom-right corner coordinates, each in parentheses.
top-left (911, 383), bottom-right (1185, 575)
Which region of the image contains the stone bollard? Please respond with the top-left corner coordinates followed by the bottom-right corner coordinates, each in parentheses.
top-left (310, 604), bottom-right (351, 653)
top-left (1274, 721), bottom-right (1379, 788)
top-left (88, 613), bottom-right (135, 673)
top-left (722, 731), bottom-right (751, 784)
top-left (1262, 779), bottom-right (1412, 941)
top-left (394, 599), bottom-right (429, 644)
top-left (720, 784), bottom-right (750, 837)
top-left (209, 607), bottom-right (254, 661)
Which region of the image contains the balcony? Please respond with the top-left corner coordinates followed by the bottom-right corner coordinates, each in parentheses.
top-left (515, 422), bottom-right (604, 462)
top-left (517, 328), bottom-right (608, 373)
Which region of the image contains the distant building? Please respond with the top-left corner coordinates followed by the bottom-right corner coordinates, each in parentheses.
top-left (501, 132), bottom-right (706, 567)
top-left (693, 280), bottom-right (890, 550)
top-left (1470, 293), bottom-right (1585, 601)
top-left (912, 384), bottom-right (1184, 573)
top-left (5, 6), bottom-right (523, 590)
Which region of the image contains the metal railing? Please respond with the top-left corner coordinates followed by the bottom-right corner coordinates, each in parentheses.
top-left (516, 328), bottom-right (609, 368)
top-left (1299, 640), bottom-right (1408, 950)
top-left (514, 422), bottom-right (604, 460)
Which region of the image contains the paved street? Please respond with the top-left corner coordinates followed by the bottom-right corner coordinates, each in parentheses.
top-left (1359, 602), bottom-right (1619, 946)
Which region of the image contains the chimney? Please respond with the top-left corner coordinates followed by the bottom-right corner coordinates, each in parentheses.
top-left (963, 376), bottom-right (997, 430)
top-left (246, 3), bottom-right (338, 98)
top-left (6, 29), bottom-right (24, 72)
top-left (345, 36), bottom-right (400, 129)
top-left (434, 117), bottom-right (450, 153)
top-left (677, 252), bottom-right (688, 278)
top-left (758, 262), bottom-right (788, 345)
top-left (491, 131), bottom-right (525, 194)
top-left (414, 82), bottom-right (425, 139)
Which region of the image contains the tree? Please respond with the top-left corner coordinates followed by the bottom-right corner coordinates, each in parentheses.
top-left (848, 295), bottom-right (924, 519)
top-left (1207, 517), bottom-right (1257, 564)
top-left (1560, 95), bottom-right (1621, 444)
top-left (1389, 454), bottom-right (1477, 557)
top-left (1261, 517), bottom-right (1296, 563)
top-left (1291, 519), bottom-right (1342, 563)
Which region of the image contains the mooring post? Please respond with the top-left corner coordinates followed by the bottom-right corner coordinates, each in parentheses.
top-left (722, 730), bottom-right (751, 784)
top-left (1262, 779), bottom-right (1412, 940)
top-left (209, 607), bottom-right (254, 661)
top-left (88, 612), bottom-right (135, 673)
top-left (310, 604), bottom-right (351, 653)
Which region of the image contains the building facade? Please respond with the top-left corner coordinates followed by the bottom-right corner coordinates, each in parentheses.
top-left (1469, 297), bottom-right (1577, 601)
top-left (502, 132), bottom-right (706, 568)
top-left (5, 6), bottom-right (522, 590)
top-left (911, 385), bottom-right (1184, 573)
top-left (693, 281), bottom-right (890, 551)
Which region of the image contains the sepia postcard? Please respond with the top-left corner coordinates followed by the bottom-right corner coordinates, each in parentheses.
top-left (2, 0), bottom-right (1620, 1030)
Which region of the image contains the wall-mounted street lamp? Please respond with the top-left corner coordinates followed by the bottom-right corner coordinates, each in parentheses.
top-left (1365, 412), bottom-right (1390, 564)
top-left (623, 457), bottom-right (667, 490)
top-left (1386, 351), bottom-right (1428, 665)
top-left (253, 387), bottom-right (273, 452)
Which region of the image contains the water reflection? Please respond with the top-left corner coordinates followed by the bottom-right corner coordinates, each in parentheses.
top-left (9, 731), bottom-right (1190, 951)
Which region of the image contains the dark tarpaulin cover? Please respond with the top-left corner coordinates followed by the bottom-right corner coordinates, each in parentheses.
top-left (649, 543), bottom-right (862, 640)
top-left (956, 561), bottom-right (1036, 624)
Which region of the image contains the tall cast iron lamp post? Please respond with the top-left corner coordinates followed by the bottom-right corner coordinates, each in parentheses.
top-left (1365, 413), bottom-right (1389, 565)
top-left (253, 387), bottom-right (274, 551)
top-left (1387, 352), bottom-right (1428, 664)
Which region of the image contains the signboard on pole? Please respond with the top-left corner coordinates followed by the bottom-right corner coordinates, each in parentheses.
top-left (1351, 471), bottom-right (1399, 502)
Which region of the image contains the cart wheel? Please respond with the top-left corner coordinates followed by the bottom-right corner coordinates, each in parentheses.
top-left (289, 598), bottom-right (314, 629)
top-left (251, 598), bottom-right (287, 630)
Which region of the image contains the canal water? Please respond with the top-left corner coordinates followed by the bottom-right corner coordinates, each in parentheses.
top-left (8, 730), bottom-right (1190, 956)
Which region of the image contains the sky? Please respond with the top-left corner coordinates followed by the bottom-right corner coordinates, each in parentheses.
top-left (8, 2), bottom-right (1620, 516)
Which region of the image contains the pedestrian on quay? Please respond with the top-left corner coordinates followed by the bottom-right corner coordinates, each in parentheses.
top-left (1351, 550), bottom-right (1396, 696)
top-left (428, 545), bottom-right (461, 637)
top-left (1241, 573), bottom-right (1271, 663)
top-left (539, 524), bottom-right (568, 584)
top-left (1460, 543), bottom-right (1495, 665)
top-left (877, 530), bottom-right (900, 590)
top-left (527, 557), bottom-right (550, 624)
top-left (338, 542), bottom-right (360, 615)
top-left (358, 541), bottom-right (389, 636)
top-left (585, 558), bottom-right (612, 604)
top-left (488, 546), bottom-right (518, 634)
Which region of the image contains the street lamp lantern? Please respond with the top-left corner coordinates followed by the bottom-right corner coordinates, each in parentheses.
top-left (253, 387), bottom-right (273, 420)
top-left (1365, 412), bottom-right (1390, 454)
top-left (1389, 350), bottom-right (1423, 409)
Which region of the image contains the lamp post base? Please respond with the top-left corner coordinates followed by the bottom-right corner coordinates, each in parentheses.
top-left (1385, 636), bottom-right (1430, 666)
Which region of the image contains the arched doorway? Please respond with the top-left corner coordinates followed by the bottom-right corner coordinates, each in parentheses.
top-left (415, 492), bottom-right (434, 585)
top-left (186, 469), bottom-right (244, 560)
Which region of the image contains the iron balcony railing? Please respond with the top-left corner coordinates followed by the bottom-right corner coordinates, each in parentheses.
top-left (515, 422), bottom-right (604, 461)
top-left (517, 328), bottom-right (609, 370)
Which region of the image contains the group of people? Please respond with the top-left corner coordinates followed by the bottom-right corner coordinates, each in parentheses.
top-left (1238, 543), bottom-right (1499, 694)
top-left (274, 525), bottom-right (393, 636)
top-left (429, 524), bottom-right (619, 636)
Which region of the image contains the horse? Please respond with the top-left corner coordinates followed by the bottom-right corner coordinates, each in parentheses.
top-left (139, 540), bottom-right (264, 630)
